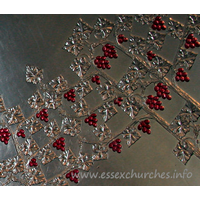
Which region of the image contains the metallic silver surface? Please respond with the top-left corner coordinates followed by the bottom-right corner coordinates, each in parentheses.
top-left (0, 14), bottom-right (200, 186)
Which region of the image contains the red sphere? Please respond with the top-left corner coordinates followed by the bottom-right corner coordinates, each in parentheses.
top-left (116, 139), bottom-right (121, 143)
top-left (151, 24), bottom-right (157, 30)
top-left (185, 43), bottom-right (190, 49)
top-left (184, 76), bottom-right (190, 82)
top-left (175, 76), bottom-right (180, 81)
top-left (161, 25), bottom-right (166, 30)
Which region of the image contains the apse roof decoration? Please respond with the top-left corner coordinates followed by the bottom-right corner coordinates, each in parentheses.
top-left (1, 14), bottom-right (200, 186)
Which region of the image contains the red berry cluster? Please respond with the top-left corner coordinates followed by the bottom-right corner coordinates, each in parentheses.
top-left (17, 129), bottom-right (26, 138)
top-left (0, 128), bottom-right (11, 145)
top-left (147, 50), bottom-right (156, 61)
top-left (91, 75), bottom-right (101, 85)
top-left (29, 158), bottom-right (38, 167)
top-left (137, 120), bottom-right (151, 134)
top-left (117, 34), bottom-right (128, 44)
top-left (94, 56), bottom-right (111, 69)
top-left (64, 89), bottom-right (76, 102)
top-left (53, 137), bottom-right (65, 151)
top-left (36, 108), bottom-right (49, 122)
top-left (66, 169), bottom-right (79, 184)
top-left (109, 138), bottom-right (122, 153)
top-left (185, 34), bottom-right (200, 49)
top-left (151, 16), bottom-right (166, 31)
top-left (146, 95), bottom-right (164, 111)
top-left (175, 68), bottom-right (190, 82)
top-left (85, 113), bottom-right (98, 127)
top-left (102, 43), bottom-right (118, 59)
top-left (154, 83), bottom-right (172, 100)
top-left (114, 97), bottom-right (123, 106)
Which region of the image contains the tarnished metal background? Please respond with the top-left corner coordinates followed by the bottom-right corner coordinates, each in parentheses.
top-left (0, 14), bottom-right (200, 186)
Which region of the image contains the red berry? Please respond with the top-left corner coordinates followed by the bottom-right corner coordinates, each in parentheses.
top-left (141, 121), bottom-right (146, 127)
top-left (185, 43), bottom-right (190, 49)
top-left (138, 124), bottom-right (142, 130)
top-left (146, 99), bottom-right (151, 104)
top-left (31, 158), bottom-right (36, 163)
top-left (157, 83), bottom-right (163, 87)
top-left (164, 89), bottom-right (170, 94)
top-left (56, 145), bottom-right (61, 150)
top-left (96, 79), bottom-right (101, 85)
top-left (109, 143), bottom-right (113, 148)
top-left (148, 95), bottom-right (154, 99)
top-left (162, 93), bottom-right (166, 99)
top-left (117, 101), bottom-right (122, 106)
top-left (33, 162), bottom-right (38, 167)
top-left (153, 96), bottom-right (159, 101)
top-left (146, 129), bottom-right (151, 134)
top-left (154, 20), bottom-right (160, 25)
top-left (91, 77), bottom-right (96, 82)
top-left (186, 38), bottom-right (192, 43)
top-left (61, 147), bottom-right (65, 151)
top-left (152, 24), bottom-right (157, 30)
top-left (178, 68), bottom-right (184, 72)
top-left (71, 98), bottom-right (75, 102)
top-left (144, 119), bottom-right (150, 124)
top-left (42, 109), bottom-right (48, 113)
top-left (94, 59), bottom-right (99, 65)
top-left (60, 137), bottom-right (65, 142)
top-left (21, 133), bottom-right (26, 138)
top-left (117, 144), bottom-right (122, 149)
top-left (182, 72), bottom-right (187, 77)
top-left (159, 20), bottom-right (165, 25)
top-left (17, 132), bottom-right (21, 137)
top-left (70, 176), bottom-right (74, 182)
top-left (117, 148), bottom-right (121, 153)
top-left (53, 142), bottom-right (57, 147)
top-left (116, 139), bottom-right (121, 143)
top-left (159, 105), bottom-right (165, 111)
top-left (118, 38), bottom-right (123, 44)
top-left (154, 104), bottom-right (159, 110)
top-left (112, 146), bottom-right (117, 152)
top-left (157, 25), bottom-right (161, 31)
top-left (155, 16), bottom-right (162, 20)
top-left (89, 121), bottom-right (93, 126)
top-left (29, 162), bottom-right (33, 167)
top-left (149, 104), bottom-right (154, 109)
top-left (180, 76), bottom-right (185, 82)
top-left (93, 122), bottom-right (97, 127)
top-left (93, 118), bottom-right (98, 123)
top-left (74, 178), bottom-right (79, 183)
top-left (20, 129), bottom-right (24, 134)
top-left (114, 99), bottom-right (119, 104)
top-left (162, 85), bottom-right (168, 90)
top-left (157, 91), bottom-right (162, 97)
top-left (166, 95), bottom-right (172, 100)
top-left (64, 93), bottom-right (68, 98)
top-left (188, 34), bottom-right (194, 39)
top-left (44, 118), bottom-right (49, 122)
top-left (70, 89), bottom-right (75, 93)
top-left (36, 113), bottom-right (40, 118)
top-left (184, 76), bottom-right (190, 82)
top-left (66, 173), bottom-right (71, 178)
top-left (118, 34), bottom-right (124, 38)
top-left (123, 37), bottom-right (128, 42)
top-left (102, 46), bottom-right (107, 52)
top-left (40, 116), bottom-right (44, 121)
top-left (147, 51), bottom-right (153, 55)
top-left (156, 101), bottom-right (162, 105)
top-left (148, 56), bottom-right (153, 61)
top-left (146, 124), bottom-right (151, 129)
top-left (161, 25), bottom-right (166, 30)
top-left (175, 76), bottom-right (180, 81)
top-left (4, 140), bottom-right (8, 145)
top-left (142, 127), bottom-right (147, 133)
top-left (195, 41), bottom-right (200, 47)
top-left (190, 43), bottom-right (195, 48)
top-left (95, 75), bottom-right (100, 80)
